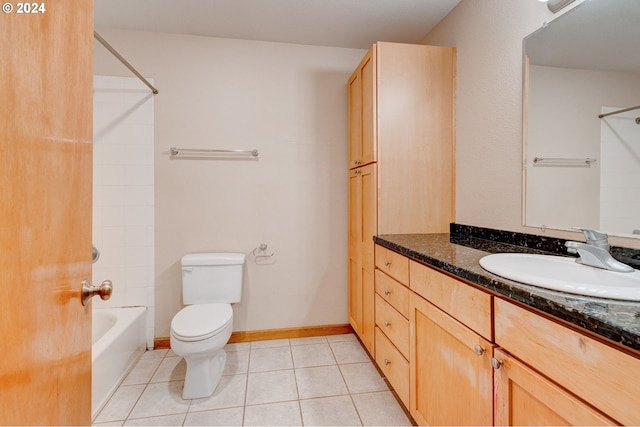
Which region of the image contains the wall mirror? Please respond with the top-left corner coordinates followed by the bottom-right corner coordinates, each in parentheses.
top-left (522, 0), bottom-right (640, 238)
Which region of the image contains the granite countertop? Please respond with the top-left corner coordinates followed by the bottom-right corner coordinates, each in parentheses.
top-left (374, 233), bottom-right (640, 354)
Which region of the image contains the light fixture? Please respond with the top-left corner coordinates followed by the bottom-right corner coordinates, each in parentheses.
top-left (547, 0), bottom-right (577, 13)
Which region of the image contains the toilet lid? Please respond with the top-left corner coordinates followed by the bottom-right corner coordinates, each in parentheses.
top-left (171, 303), bottom-right (232, 342)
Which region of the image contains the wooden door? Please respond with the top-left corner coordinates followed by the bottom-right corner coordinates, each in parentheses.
top-left (348, 169), bottom-right (363, 335)
top-left (347, 46), bottom-right (376, 169)
top-left (347, 164), bottom-right (376, 353)
top-left (410, 294), bottom-right (494, 426)
top-left (493, 349), bottom-right (615, 426)
top-left (0, 1), bottom-right (94, 425)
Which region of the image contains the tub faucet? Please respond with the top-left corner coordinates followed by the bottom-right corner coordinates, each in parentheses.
top-left (565, 227), bottom-right (634, 273)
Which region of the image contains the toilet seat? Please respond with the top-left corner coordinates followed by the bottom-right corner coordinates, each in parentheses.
top-left (171, 303), bottom-right (232, 342)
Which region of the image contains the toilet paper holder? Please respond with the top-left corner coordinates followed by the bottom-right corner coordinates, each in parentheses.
top-left (252, 243), bottom-right (274, 261)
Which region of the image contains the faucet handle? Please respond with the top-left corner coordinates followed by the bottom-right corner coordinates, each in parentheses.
top-left (571, 227), bottom-right (609, 249)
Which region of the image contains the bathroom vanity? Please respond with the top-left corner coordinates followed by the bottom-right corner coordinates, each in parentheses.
top-left (369, 231), bottom-right (640, 426)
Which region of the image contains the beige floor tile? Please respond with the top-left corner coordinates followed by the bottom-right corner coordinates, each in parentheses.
top-left (189, 374), bottom-right (247, 412)
top-left (291, 343), bottom-right (336, 368)
top-left (94, 384), bottom-right (145, 423)
top-left (224, 349), bottom-right (250, 375)
top-left (326, 333), bottom-right (358, 343)
top-left (139, 349), bottom-right (168, 360)
top-left (92, 421), bottom-right (124, 427)
top-left (243, 401), bottom-right (302, 426)
top-left (289, 336), bottom-right (328, 346)
top-left (351, 391), bottom-right (412, 426)
top-left (339, 362), bottom-right (388, 394)
top-left (250, 338), bottom-right (290, 349)
top-left (248, 346), bottom-right (293, 372)
top-left (295, 365), bottom-right (348, 399)
top-left (150, 356), bottom-right (186, 383)
top-left (128, 381), bottom-right (190, 419)
top-left (245, 370), bottom-right (298, 405)
top-left (183, 407), bottom-right (244, 426)
top-left (225, 342), bottom-right (250, 352)
top-left (122, 413), bottom-right (186, 426)
top-left (330, 340), bottom-right (371, 364)
top-left (300, 395), bottom-right (362, 426)
top-left (121, 357), bottom-right (162, 386)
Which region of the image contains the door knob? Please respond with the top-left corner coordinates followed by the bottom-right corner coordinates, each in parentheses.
top-left (81, 279), bottom-right (113, 306)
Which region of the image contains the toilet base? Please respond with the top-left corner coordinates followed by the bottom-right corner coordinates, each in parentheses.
top-left (182, 349), bottom-right (227, 399)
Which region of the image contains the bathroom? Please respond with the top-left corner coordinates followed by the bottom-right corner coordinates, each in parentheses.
top-left (2, 0), bottom-right (640, 425)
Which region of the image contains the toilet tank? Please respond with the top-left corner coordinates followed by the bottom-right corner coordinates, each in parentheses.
top-left (181, 253), bottom-right (245, 304)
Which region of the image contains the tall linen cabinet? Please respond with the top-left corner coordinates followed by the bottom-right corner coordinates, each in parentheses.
top-left (347, 42), bottom-right (456, 354)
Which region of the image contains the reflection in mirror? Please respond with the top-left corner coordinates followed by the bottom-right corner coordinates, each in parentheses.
top-left (523, 0), bottom-right (640, 238)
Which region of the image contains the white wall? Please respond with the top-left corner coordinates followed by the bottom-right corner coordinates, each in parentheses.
top-left (94, 29), bottom-right (365, 337)
top-left (421, 0), bottom-right (640, 249)
top-left (93, 75), bottom-right (155, 347)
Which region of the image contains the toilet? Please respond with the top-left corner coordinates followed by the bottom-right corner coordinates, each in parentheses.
top-left (170, 252), bottom-right (245, 399)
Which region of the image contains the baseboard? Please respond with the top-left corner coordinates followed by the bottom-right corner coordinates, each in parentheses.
top-left (153, 323), bottom-right (354, 349)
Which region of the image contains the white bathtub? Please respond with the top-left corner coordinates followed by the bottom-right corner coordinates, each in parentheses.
top-left (92, 307), bottom-right (147, 420)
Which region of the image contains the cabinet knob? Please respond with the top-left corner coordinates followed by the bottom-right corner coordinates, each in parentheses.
top-left (491, 357), bottom-right (503, 370)
top-left (473, 345), bottom-right (486, 356)
top-left (354, 160), bottom-right (361, 165)
top-left (354, 169), bottom-right (361, 175)
top-left (384, 321), bottom-right (391, 327)
top-left (384, 359), bottom-right (391, 365)
top-left (384, 289), bottom-right (391, 296)
top-left (384, 260), bottom-right (391, 267)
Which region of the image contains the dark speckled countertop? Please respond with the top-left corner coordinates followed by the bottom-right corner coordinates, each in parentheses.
top-left (374, 233), bottom-right (640, 354)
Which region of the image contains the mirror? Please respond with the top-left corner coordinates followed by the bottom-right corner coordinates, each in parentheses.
top-left (523, 0), bottom-right (640, 238)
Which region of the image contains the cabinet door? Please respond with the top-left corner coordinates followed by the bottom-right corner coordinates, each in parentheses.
top-left (348, 164), bottom-right (376, 353)
top-left (493, 349), bottom-right (615, 426)
top-left (410, 294), bottom-right (494, 426)
top-left (347, 46), bottom-right (376, 169)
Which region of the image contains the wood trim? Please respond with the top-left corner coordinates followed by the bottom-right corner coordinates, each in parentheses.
top-left (154, 324), bottom-right (354, 349)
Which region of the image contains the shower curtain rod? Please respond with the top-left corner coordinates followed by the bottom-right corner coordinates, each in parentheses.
top-left (94, 31), bottom-right (159, 95)
top-left (598, 104), bottom-right (640, 119)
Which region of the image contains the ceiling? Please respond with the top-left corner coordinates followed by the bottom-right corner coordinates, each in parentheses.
top-left (94, 0), bottom-right (461, 49)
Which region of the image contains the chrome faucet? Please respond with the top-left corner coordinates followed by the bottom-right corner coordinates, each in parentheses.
top-left (565, 227), bottom-right (634, 273)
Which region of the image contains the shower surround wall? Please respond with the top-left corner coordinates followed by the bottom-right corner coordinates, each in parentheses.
top-left (600, 108), bottom-right (640, 236)
top-left (92, 75), bottom-right (155, 348)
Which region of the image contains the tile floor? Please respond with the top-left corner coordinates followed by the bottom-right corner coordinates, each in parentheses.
top-left (93, 333), bottom-right (413, 426)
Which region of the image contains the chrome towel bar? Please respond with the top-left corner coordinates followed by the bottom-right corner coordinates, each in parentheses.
top-left (533, 157), bottom-right (596, 167)
top-left (170, 147), bottom-right (259, 158)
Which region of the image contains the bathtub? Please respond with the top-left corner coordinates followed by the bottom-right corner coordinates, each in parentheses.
top-left (92, 307), bottom-right (147, 419)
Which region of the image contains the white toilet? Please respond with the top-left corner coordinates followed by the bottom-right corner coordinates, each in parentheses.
top-left (170, 252), bottom-right (245, 399)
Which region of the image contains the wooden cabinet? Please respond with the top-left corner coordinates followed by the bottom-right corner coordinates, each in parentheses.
top-left (409, 275), bottom-right (494, 426)
top-left (369, 245), bottom-right (640, 426)
top-left (347, 42), bottom-right (455, 356)
top-left (494, 298), bottom-right (639, 426)
top-left (493, 348), bottom-right (615, 426)
top-left (348, 48), bottom-right (375, 169)
top-left (373, 247), bottom-right (411, 405)
top-left (348, 164), bottom-right (376, 352)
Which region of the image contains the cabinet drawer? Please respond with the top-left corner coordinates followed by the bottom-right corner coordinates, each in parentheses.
top-left (374, 269), bottom-right (409, 318)
top-left (375, 245), bottom-right (409, 284)
top-left (410, 260), bottom-right (492, 340)
top-left (375, 294), bottom-right (409, 359)
top-left (495, 298), bottom-right (640, 426)
top-left (375, 327), bottom-right (409, 407)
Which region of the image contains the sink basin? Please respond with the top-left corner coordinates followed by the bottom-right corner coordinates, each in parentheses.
top-left (479, 253), bottom-right (640, 301)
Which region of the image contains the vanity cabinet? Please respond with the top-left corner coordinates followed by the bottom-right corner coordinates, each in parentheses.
top-left (492, 348), bottom-right (615, 426)
top-left (493, 298), bottom-right (639, 426)
top-left (347, 42), bottom-right (455, 355)
top-left (371, 243), bottom-right (640, 426)
top-left (373, 245), bottom-right (411, 405)
top-left (409, 262), bottom-right (494, 426)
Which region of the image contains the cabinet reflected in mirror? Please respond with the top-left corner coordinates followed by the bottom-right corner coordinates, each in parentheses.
top-left (523, 0), bottom-right (640, 238)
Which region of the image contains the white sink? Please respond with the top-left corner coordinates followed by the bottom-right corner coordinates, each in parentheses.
top-left (479, 253), bottom-right (640, 301)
